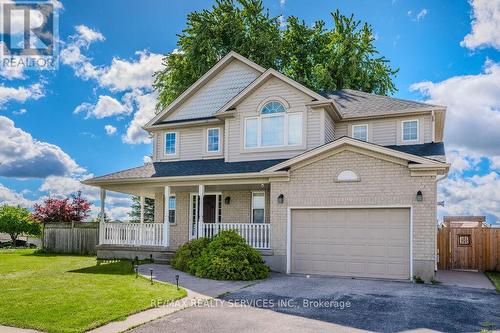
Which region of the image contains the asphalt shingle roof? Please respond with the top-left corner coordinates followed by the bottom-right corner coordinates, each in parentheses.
top-left (386, 142), bottom-right (445, 157)
top-left (87, 142), bottom-right (445, 182)
top-left (325, 89), bottom-right (442, 118)
top-left (89, 158), bottom-right (287, 181)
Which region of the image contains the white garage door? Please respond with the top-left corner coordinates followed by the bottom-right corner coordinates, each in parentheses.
top-left (291, 208), bottom-right (410, 279)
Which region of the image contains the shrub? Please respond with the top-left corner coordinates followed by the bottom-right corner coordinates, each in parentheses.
top-left (171, 237), bottom-right (211, 272)
top-left (188, 230), bottom-right (269, 281)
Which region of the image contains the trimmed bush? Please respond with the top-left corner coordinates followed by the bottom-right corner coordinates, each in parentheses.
top-left (188, 230), bottom-right (269, 281)
top-left (171, 237), bottom-right (210, 272)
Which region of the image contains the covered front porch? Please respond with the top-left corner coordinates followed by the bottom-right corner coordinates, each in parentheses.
top-left (97, 181), bottom-right (275, 254)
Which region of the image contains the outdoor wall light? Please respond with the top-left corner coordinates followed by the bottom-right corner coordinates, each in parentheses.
top-left (416, 190), bottom-right (423, 202)
top-left (277, 194), bottom-right (284, 204)
top-left (224, 196), bottom-right (231, 205)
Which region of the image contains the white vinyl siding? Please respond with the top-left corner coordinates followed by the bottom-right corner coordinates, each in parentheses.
top-left (163, 61), bottom-right (260, 122)
top-left (324, 112), bottom-right (335, 143)
top-left (335, 114), bottom-right (432, 147)
top-left (155, 125), bottom-right (224, 161)
top-left (227, 77), bottom-right (320, 162)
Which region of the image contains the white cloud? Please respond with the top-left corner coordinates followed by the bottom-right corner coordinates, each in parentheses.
top-left (411, 60), bottom-right (500, 157)
top-left (98, 51), bottom-right (164, 92)
top-left (122, 90), bottom-right (157, 144)
top-left (39, 175), bottom-right (133, 220)
top-left (408, 8), bottom-right (428, 21)
top-left (0, 83), bottom-right (44, 107)
top-left (74, 95), bottom-right (129, 119)
top-left (13, 108), bottom-right (27, 115)
top-left (461, 0), bottom-right (500, 50)
top-left (60, 25), bottom-right (104, 80)
top-left (0, 65), bottom-right (25, 80)
top-left (416, 9), bottom-right (428, 21)
top-left (439, 171), bottom-right (500, 225)
top-left (280, 0), bottom-right (286, 8)
top-left (0, 116), bottom-right (84, 178)
top-left (75, 24), bottom-right (105, 44)
top-left (104, 124), bottom-right (117, 135)
top-left (0, 183), bottom-right (36, 208)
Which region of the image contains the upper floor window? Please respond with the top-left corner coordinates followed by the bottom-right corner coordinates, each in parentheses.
top-left (402, 120), bottom-right (418, 141)
top-left (207, 128), bottom-right (220, 152)
top-left (165, 132), bottom-right (177, 155)
top-left (244, 100), bottom-right (302, 149)
top-left (352, 124), bottom-right (368, 141)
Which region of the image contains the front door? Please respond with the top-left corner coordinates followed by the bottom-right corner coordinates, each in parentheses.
top-left (189, 194), bottom-right (220, 239)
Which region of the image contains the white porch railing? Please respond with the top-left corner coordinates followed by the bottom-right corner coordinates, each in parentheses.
top-left (100, 222), bottom-right (164, 246)
top-left (202, 223), bottom-right (271, 249)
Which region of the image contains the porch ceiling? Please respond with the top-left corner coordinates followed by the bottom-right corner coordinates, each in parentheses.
top-left (99, 181), bottom-right (271, 199)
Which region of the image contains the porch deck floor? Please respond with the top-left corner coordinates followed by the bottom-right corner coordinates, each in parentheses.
top-left (139, 264), bottom-right (259, 297)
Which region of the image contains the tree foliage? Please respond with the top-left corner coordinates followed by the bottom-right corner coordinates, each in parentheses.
top-left (0, 205), bottom-right (41, 244)
top-left (128, 196), bottom-right (155, 223)
top-left (153, 0), bottom-right (398, 110)
top-left (32, 191), bottom-right (91, 224)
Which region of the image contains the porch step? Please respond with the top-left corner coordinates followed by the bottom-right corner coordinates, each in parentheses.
top-left (154, 251), bottom-right (176, 265)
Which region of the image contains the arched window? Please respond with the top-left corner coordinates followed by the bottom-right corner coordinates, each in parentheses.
top-left (244, 100), bottom-right (303, 148)
top-left (337, 170), bottom-right (359, 182)
top-left (261, 101), bottom-right (285, 114)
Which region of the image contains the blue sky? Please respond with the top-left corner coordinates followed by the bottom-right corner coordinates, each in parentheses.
top-left (1, 0), bottom-right (500, 224)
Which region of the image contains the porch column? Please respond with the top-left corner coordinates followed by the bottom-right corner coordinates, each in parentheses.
top-left (197, 184), bottom-right (205, 238)
top-left (163, 186), bottom-right (170, 247)
top-left (140, 196), bottom-right (145, 223)
top-left (99, 189), bottom-right (106, 244)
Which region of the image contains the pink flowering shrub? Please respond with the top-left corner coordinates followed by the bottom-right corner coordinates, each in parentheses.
top-left (33, 191), bottom-right (91, 223)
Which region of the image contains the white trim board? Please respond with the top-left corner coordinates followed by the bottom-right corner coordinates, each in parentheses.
top-left (286, 205), bottom-right (413, 281)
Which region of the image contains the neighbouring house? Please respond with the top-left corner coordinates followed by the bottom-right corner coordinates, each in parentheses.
top-left (84, 51), bottom-right (449, 281)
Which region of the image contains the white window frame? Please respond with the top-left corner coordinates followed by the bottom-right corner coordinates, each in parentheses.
top-left (206, 127), bottom-right (221, 153)
top-left (401, 119), bottom-right (419, 142)
top-left (352, 124), bottom-right (368, 141)
top-left (168, 195), bottom-right (176, 224)
top-left (251, 191), bottom-right (265, 224)
top-left (165, 131), bottom-right (178, 156)
top-left (244, 112), bottom-right (303, 149)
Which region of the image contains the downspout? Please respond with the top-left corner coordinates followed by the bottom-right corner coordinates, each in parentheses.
top-left (435, 173), bottom-right (447, 272)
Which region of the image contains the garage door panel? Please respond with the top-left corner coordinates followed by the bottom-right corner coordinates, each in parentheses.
top-left (291, 208), bottom-right (410, 279)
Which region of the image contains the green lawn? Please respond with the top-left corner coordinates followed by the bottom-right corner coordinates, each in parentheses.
top-left (0, 249), bottom-right (186, 333)
top-left (485, 271), bottom-right (500, 292)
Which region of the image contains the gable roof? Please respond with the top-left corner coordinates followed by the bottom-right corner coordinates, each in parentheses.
top-left (263, 136), bottom-right (449, 173)
top-left (144, 51), bottom-right (266, 129)
top-left (215, 68), bottom-right (338, 116)
top-left (325, 89), bottom-right (444, 119)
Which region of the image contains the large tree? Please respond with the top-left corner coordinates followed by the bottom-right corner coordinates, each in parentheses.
top-left (153, 0), bottom-right (398, 110)
top-left (0, 205), bottom-right (41, 245)
top-left (128, 196), bottom-right (155, 223)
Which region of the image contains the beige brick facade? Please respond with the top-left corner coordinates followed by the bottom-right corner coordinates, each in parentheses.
top-left (270, 149), bottom-right (437, 280)
top-left (151, 148), bottom-right (438, 280)
top-left (154, 189), bottom-right (270, 250)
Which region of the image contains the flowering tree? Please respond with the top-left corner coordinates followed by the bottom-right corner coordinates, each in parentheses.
top-left (33, 191), bottom-right (91, 223)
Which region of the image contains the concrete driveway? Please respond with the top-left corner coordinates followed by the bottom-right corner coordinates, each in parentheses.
top-left (131, 273), bottom-right (500, 333)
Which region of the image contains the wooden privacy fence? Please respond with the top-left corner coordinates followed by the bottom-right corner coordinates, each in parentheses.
top-left (437, 225), bottom-right (500, 271)
top-left (43, 222), bottom-right (99, 254)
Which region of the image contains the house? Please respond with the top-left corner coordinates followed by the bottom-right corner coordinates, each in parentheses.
top-left (84, 51), bottom-right (449, 281)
